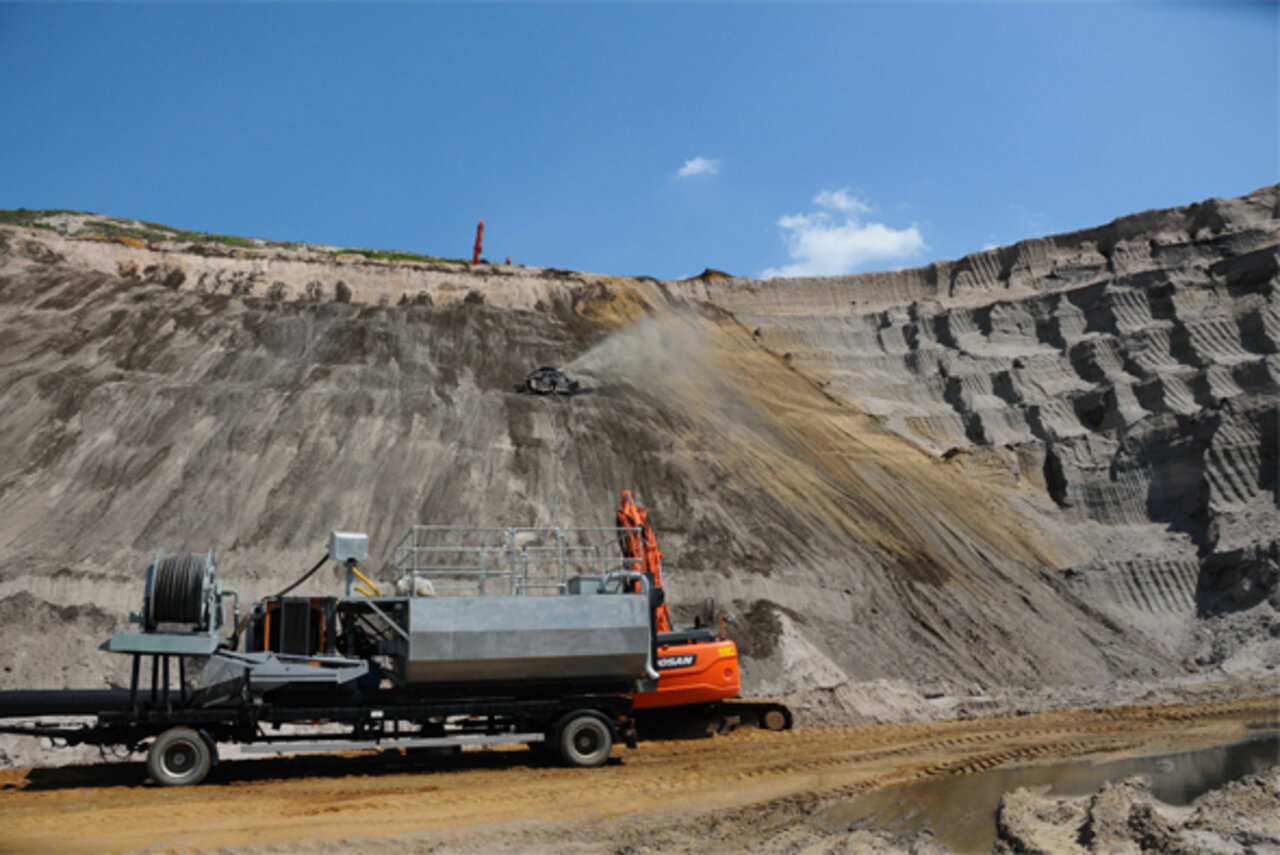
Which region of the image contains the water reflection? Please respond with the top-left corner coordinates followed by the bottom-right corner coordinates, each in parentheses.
top-left (821, 734), bottom-right (1279, 854)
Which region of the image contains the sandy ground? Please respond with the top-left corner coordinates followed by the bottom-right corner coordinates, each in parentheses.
top-left (0, 695), bottom-right (1275, 854)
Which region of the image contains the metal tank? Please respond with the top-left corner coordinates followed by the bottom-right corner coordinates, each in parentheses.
top-left (364, 524), bottom-right (661, 688)
top-left (401, 592), bottom-right (653, 686)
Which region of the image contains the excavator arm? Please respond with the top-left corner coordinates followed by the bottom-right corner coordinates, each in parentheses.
top-left (616, 490), bottom-right (672, 634)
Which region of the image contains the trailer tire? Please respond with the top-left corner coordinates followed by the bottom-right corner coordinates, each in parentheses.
top-left (558, 714), bottom-right (612, 768)
top-left (199, 730), bottom-right (220, 766)
top-left (148, 727), bottom-right (212, 786)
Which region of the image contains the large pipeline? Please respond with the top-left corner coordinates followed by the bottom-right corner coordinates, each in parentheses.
top-left (0, 690), bottom-right (134, 717)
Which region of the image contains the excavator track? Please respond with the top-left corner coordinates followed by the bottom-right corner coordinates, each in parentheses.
top-left (636, 699), bottom-right (795, 739)
top-left (712, 699), bottom-right (794, 733)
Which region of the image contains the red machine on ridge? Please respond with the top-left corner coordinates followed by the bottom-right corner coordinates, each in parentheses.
top-left (617, 491), bottom-right (792, 733)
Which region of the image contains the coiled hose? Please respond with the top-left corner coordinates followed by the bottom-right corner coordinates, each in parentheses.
top-left (150, 554), bottom-right (207, 626)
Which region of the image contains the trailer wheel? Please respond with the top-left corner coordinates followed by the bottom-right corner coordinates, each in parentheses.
top-left (558, 714), bottom-right (612, 768)
top-left (199, 730), bottom-right (220, 766)
top-left (147, 727), bottom-right (212, 786)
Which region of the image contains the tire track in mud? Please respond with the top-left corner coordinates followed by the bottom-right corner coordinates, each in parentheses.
top-left (0, 696), bottom-right (1275, 854)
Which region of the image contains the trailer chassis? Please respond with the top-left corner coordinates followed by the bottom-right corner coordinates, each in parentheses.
top-left (0, 651), bottom-right (637, 785)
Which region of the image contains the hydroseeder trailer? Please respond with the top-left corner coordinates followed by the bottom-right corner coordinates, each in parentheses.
top-left (0, 526), bottom-right (660, 785)
top-left (0, 493), bottom-right (791, 785)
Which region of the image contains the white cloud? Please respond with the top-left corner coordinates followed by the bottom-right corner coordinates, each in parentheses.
top-left (813, 188), bottom-right (872, 215)
top-left (760, 188), bottom-right (926, 279)
top-left (677, 157), bottom-right (720, 178)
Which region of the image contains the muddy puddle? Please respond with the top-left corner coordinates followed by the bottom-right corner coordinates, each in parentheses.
top-left (821, 733), bottom-right (1280, 854)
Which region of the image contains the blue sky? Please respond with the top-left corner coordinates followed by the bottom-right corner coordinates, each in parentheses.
top-left (1, 2), bottom-right (1275, 280)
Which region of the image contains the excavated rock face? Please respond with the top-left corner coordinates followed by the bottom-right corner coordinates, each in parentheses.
top-left (0, 187), bottom-right (1275, 732)
top-left (672, 185), bottom-right (1280, 676)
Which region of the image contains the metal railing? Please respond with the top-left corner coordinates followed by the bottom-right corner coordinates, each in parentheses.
top-left (390, 525), bottom-right (643, 596)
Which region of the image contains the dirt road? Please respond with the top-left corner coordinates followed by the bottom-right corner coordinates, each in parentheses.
top-left (0, 695), bottom-right (1275, 854)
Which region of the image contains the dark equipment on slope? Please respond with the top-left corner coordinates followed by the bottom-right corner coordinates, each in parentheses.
top-left (520, 366), bottom-right (581, 395)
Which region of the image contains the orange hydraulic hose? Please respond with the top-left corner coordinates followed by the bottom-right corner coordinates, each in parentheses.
top-left (617, 490), bottom-right (672, 633)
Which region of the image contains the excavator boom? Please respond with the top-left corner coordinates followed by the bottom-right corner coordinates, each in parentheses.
top-left (616, 490), bottom-right (671, 633)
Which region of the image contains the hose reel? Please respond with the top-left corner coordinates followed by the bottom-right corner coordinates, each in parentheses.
top-left (141, 549), bottom-right (238, 634)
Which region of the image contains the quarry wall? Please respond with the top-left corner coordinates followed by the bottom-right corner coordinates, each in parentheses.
top-left (0, 187), bottom-right (1275, 736)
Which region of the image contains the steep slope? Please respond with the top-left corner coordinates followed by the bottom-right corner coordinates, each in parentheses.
top-left (672, 185), bottom-right (1280, 676)
top-left (0, 189), bottom-right (1274, 739)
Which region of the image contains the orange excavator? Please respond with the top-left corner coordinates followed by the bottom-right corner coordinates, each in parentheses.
top-left (616, 491), bottom-right (793, 734)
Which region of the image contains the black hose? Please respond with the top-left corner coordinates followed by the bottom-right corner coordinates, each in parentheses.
top-left (151, 555), bottom-right (206, 625)
top-left (274, 552), bottom-right (330, 598)
top-left (0, 689), bottom-right (135, 717)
